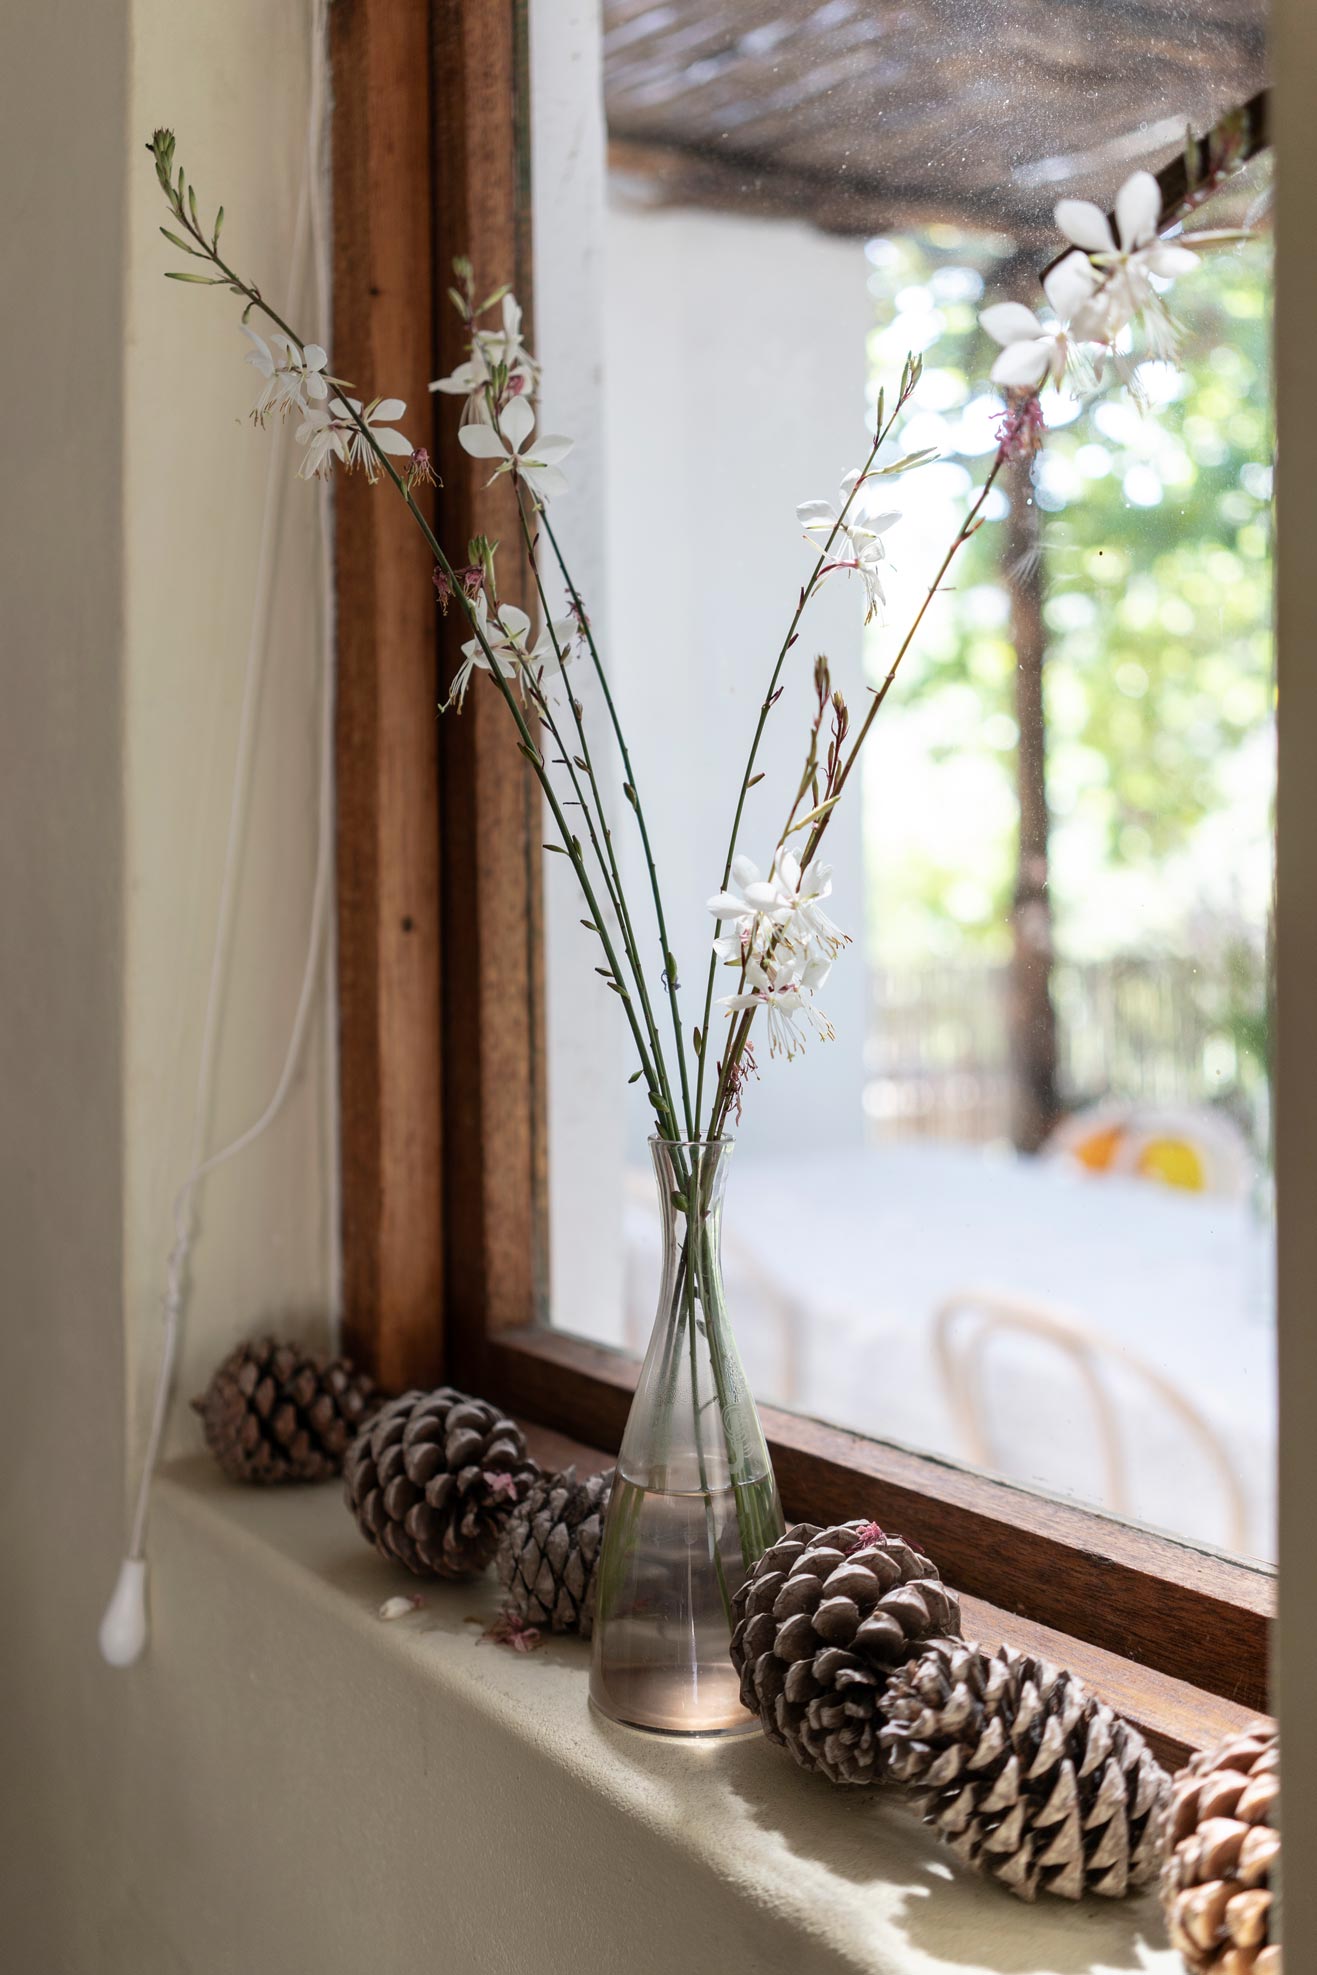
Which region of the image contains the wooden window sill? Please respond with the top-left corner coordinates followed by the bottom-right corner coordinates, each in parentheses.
top-left (485, 1331), bottom-right (1273, 1773)
top-left (154, 1456), bottom-right (1187, 1975)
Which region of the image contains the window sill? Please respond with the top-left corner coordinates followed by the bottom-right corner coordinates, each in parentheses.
top-left (154, 1456), bottom-right (1184, 1975)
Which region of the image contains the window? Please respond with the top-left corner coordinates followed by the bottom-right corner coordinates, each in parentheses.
top-left (332, 0), bottom-right (1274, 1760)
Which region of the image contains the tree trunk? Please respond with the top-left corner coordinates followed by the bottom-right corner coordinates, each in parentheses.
top-left (1004, 426), bottom-right (1060, 1154)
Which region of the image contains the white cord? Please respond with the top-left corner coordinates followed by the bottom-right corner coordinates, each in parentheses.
top-left (101, 0), bottom-right (334, 1667)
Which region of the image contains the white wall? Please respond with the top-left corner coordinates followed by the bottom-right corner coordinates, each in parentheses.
top-left (2, 0), bottom-right (337, 1962)
top-left (533, 115), bottom-right (876, 1339)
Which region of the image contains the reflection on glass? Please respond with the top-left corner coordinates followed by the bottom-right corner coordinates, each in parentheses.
top-left (532, 3), bottom-right (1274, 1566)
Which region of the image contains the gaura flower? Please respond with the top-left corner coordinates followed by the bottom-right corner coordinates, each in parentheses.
top-left (339, 396), bottom-right (414, 481)
top-left (430, 294), bottom-right (539, 424)
top-left (980, 254), bottom-right (1099, 391)
top-left (295, 401), bottom-right (353, 480)
top-left (243, 327), bottom-right (330, 422)
top-left (709, 851), bottom-right (846, 968)
top-left (457, 396), bottom-right (573, 503)
top-left (1054, 168), bottom-right (1198, 347)
top-left (294, 395), bottom-right (412, 482)
top-left (446, 595), bottom-right (575, 711)
top-left (797, 472), bottom-right (899, 621)
top-left (718, 951), bottom-right (836, 1061)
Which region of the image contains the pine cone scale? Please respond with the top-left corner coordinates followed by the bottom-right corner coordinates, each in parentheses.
top-left (193, 1337), bottom-right (378, 1484)
top-left (495, 1464), bottom-right (612, 1637)
top-left (1161, 1722), bottom-right (1280, 1973)
top-left (879, 1638), bottom-right (1170, 1904)
top-left (345, 1388), bottom-right (538, 1580)
top-left (731, 1521), bottom-right (961, 1785)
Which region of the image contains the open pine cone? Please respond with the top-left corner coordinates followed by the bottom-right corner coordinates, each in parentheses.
top-left (879, 1637), bottom-right (1169, 1902)
top-left (729, 1519), bottom-right (960, 1784)
top-left (344, 1388), bottom-right (539, 1579)
top-left (1161, 1723), bottom-right (1280, 1974)
top-left (496, 1465), bottom-right (613, 1637)
top-left (192, 1337), bottom-right (378, 1484)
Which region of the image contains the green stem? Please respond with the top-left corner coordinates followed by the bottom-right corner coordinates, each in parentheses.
top-left (706, 452), bottom-right (1008, 1136)
top-left (514, 496), bottom-right (683, 1139)
top-left (693, 395), bottom-right (912, 1134)
top-left (539, 512), bottom-right (695, 1140)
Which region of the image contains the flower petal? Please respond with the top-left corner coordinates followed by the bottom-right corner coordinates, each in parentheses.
top-left (500, 394), bottom-right (535, 449)
top-left (524, 462), bottom-right (568, 500)
top-left (980, 301), bottom-right (1043, 347)
top-left (1043, 252), bottom-right (1099, 323)
top-left (302, 344), bottom-right (328, 370)
top-left (458, 424), bottom-right (509, 461)
top-left (796, 499), bottom-right (836, 527)
top-left (370, 398), bottom-right (408, 424)
top-left (1146, 242), bottom-right (1198, 278)
top-left (531, 434), bottom-right (574, 465)
top-left (374, 427), bottom-right (415, 456)
top-left (1115, 170), bottom-right (1161, 251)
top-left (990, 340), bottom-right (1051, 389)
top-left (1054, 198), bottom-right (1115, 255)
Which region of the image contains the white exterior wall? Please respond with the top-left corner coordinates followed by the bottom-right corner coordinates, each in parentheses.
top-left (536, 133), bottom-right (876, 1339)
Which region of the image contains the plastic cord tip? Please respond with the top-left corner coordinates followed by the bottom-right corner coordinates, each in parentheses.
top-left (99, 1557), bottom-right (149, 1667)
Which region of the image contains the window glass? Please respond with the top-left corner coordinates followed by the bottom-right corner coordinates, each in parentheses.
top-left (530, 2), bottom-right (1274, 1564)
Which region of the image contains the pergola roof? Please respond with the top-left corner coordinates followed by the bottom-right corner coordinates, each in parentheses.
top-left (602, 0), bottom-right (1268, 242)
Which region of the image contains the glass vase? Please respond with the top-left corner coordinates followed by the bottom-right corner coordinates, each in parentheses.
top-left (590, 1136), bottom-right (784, 1735)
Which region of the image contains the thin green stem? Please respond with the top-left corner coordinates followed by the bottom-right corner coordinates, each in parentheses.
top-left (514, 496), bottom-right (683, 1138)
top-left (706, 453), bottom-right (1008, 1137)
top-left (693, 394), bottom-right (913, 1134)
top-left (538, 512), bottom-right (695, 1140)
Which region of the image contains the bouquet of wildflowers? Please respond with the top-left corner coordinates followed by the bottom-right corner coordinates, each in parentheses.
top-left (148, 129), bottom-right (1243, 1148)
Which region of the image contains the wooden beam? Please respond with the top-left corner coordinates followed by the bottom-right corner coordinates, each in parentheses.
top-left (432, 0), bottom-right (548, 1388)
top-left (331, 0), bottom-right (444, 1390)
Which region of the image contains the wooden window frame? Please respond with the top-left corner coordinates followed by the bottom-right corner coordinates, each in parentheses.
top-left (331, 0), bottom-right (1274, 1770)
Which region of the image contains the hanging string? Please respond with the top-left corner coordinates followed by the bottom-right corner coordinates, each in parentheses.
top-left (100, 0), bottom-right (335, 1667)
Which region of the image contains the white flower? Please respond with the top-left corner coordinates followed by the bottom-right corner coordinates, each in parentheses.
top-left (778, 852), bottom-right (846, 959)
top-left (709, 851), bottom-right (846, 967)
top-left (339, 396), bottom-right (414, 481)
top-left (719, 950), bottom-right (835, 1061)
top-left (295, 401), bottom-right (352, 480)
top-left (243, 327), bottom-right (330, 422)
top-left (1054, 169), bottom-right (1198, 347)
top-left (447, 596), bottom-right (575, 711)
top-left (294, 394), bottom-right (412, 482)
top-left (797, 471), bottom-right (899, 621)
top-left (457, 396), bottom-right (572, 503)
top-left (430, 294), bottom-right (538, 424)
top-left (980, 254), bottom-right (1099, 391)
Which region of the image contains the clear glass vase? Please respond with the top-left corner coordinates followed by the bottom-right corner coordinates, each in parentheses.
top-left (590, 1137), bottom-right (784, 1735)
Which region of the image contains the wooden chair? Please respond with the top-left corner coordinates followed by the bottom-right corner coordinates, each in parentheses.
top-left (932, 1286), bottom-right (1250, 1553)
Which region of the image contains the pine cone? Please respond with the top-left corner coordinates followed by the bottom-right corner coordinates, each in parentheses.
top-left (344, 1387), bottom-right (539, 1580)
top-left (729, 1519), bottom-right (961, 1784)
top-left (496, 1465), bottom-right (613, 1637)
top-left (192, 1336), bottom-right (378, 1484)
top-left (879, 1637), bottom-right (1170, 1902)
top-left (1161, 1723), bottom-right (1280, 1974)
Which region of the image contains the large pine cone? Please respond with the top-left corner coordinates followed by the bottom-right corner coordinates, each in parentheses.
top-left (729, 1520), bottom-right (960, 1784)
top-left (879, 1637), bottom-right (1169, 1902)
top-left (344, 1388), bottom-right (539, 1579)
top-left (496, 1465), bottom-right (613, 1637)
top-left (192, 1337), bottom-right (378, 1484)
top-left (1161, 1723), bottom-right (1280, 1974)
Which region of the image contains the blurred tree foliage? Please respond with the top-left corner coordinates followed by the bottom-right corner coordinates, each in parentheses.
top-left (860, 209), bottom-right (1274, 1122)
